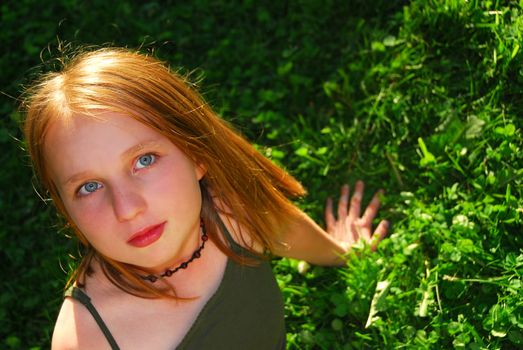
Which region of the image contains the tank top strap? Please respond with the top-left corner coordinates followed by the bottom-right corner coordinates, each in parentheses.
top-left (65, 286), bottom-right (121, 350)
top-left (215, 215), bottom-right (258, 257)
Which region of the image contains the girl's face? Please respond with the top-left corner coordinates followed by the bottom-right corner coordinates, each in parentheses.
top-left (44, 112), bottom-right (205, 272)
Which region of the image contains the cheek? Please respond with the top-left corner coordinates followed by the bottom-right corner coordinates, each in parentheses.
top-left (149, 163), bottom-right (202, 213)
top-left (62, 197), bottom-right (111, 240)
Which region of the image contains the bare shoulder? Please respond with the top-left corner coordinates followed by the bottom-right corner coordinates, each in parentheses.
top-left (52, 294), bottom-right (111, 350)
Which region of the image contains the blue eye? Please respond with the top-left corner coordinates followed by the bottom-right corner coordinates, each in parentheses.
top-left (78, 182), bottom-right (103, 196)
top-left (135, 154), bottom-right (156, 169)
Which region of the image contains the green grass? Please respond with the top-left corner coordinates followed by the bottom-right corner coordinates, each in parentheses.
top-left (1, 0), bottom-right (522, 349)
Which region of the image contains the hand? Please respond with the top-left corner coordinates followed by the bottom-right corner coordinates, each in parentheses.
top-left (325, 180), bottom-right (389, 252)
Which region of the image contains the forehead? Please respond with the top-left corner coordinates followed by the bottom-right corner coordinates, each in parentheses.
top-left (44, 112), bottom-right (159, 148)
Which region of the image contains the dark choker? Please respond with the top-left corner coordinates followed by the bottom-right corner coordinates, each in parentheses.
top-left (141, 220), bottom-right (208, 283)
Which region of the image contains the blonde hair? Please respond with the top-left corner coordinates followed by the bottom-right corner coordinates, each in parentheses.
top-left (23, 48), bottom-right (305, 298)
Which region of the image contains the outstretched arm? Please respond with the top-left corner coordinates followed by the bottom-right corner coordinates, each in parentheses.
top-left (273, 181), bottom-right (389, 266)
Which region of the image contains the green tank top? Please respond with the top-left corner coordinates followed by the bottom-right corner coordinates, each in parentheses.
top-left (66, 221), bottom-right (286, 350)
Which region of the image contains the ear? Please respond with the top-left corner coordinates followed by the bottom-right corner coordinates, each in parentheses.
top-left (195, 162), bottom-right (207, 180)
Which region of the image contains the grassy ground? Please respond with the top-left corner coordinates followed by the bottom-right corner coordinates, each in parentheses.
top-left (1, 1), bottom-right (522, 349)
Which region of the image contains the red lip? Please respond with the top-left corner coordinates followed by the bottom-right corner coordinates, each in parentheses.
top-left (127, 222), bottom-right (166, 248)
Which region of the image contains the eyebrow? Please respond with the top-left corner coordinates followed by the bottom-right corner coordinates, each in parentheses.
top-left (62, 139), bottom-right (162, 186)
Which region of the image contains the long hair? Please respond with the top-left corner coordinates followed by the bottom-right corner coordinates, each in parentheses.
top-left (22, 48), bottom-right (306, 298)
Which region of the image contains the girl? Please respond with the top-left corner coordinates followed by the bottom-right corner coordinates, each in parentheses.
top-left (23, 48), bottom-right (388, 349)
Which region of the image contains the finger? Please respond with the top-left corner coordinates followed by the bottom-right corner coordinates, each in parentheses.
top-left (371, 220), bottom-right (389, 251)
top-left (337, 184), bottom-right (350, 219)
top-left (354, 219), bottom-right (372, 241)
top-left (325, 197), bottom-right (336, 233)
top-left (348, 180), bottom-right (364, 220)
top-left (361, 189), bottom-right (384, 226)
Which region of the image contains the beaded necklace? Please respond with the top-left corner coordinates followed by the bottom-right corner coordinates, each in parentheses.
top-left (141, 220), bottom-right (208, 283)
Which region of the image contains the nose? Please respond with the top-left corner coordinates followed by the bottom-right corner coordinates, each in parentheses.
top-left (110, 184), bottom-right (146, 222)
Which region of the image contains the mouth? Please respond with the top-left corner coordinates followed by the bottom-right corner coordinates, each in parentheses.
top-left (127, 222), bottom-right (166, 248)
